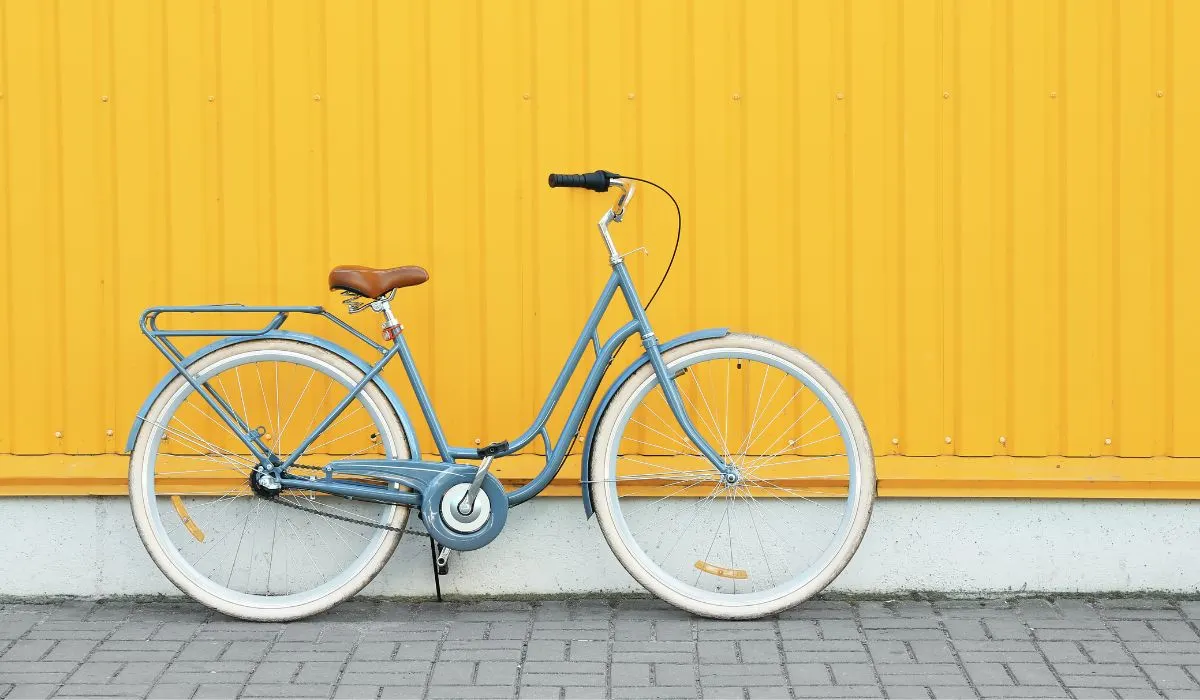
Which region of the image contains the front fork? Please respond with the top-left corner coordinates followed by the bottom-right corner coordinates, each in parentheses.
top-left (610, 258), bottom-right (737, 484)
top-left (640, 337), bottom-right (739, 483)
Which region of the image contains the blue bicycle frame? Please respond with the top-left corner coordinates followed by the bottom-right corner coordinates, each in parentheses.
top-left (137, 190), bottom-right (731, 514)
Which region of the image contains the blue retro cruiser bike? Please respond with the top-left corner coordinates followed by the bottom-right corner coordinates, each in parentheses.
top-left (127, 171), bottom-right (875, 621)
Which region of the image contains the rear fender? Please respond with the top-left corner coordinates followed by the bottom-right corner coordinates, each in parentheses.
top-left (580, 328), bottom-right (729, 517)
top-left (125, 331), bottom-right (420, 456)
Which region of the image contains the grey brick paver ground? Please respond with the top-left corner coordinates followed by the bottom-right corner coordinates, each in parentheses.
top-left (5, 598), bottom-right (1200, 698)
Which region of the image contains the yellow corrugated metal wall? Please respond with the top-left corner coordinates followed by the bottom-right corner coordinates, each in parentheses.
top-left (1, 0), bottom-right (1198, 491)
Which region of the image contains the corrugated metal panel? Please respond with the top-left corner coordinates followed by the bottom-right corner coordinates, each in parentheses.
top-left (0, 0), bottom-right (1196, 467)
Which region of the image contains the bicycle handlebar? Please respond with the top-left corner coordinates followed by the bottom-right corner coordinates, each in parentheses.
top-left (547, 170), bottom-right (621, 192)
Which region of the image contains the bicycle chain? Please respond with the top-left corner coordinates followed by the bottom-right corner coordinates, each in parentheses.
top-left (268, 494), bottom-right (426, 536)
top-left (262, 464), bottom-right (427, 537)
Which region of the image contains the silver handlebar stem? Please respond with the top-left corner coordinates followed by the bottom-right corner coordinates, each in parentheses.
top-left (597, 179), bottom-right (635, 264)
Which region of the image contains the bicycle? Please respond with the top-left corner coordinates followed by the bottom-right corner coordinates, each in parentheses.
top-left (127, 170), bottom-right (876, 621)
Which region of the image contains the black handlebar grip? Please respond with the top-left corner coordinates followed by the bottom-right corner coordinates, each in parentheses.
top-left (547, 170), bottom-right (620, 193)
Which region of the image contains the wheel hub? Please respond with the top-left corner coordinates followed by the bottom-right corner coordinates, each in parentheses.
top-left (249, 466), bottom-right (282, 499)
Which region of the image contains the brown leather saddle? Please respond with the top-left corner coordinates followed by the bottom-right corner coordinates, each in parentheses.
top-left (328, 265), bottom-right (429, 299)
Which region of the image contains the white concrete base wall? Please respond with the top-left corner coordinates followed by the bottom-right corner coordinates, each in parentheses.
top-left (3, 497), bottom-right (1197, 598)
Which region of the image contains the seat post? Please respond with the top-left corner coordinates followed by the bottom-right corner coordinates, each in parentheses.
top-left (369, 296), bottom-right (403, 341)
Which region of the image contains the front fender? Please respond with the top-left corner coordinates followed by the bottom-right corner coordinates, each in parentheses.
top-left (125, 331), bottom-right (421, 456)
top-left (580, 327), bottom-right (729, 518)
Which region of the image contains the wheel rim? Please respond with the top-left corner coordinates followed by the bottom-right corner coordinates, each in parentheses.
top-left (136, 348), bottom-right (405, 611)
top-left (600, 347), bottom-right (865, 609)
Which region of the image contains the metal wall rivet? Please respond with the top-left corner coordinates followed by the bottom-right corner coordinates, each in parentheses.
top-left (999, 436), bottom-right (1007, 445)
top-left (522, 93), bottom-right (530, 100)
top-left (1157, 90), bottom-right (1165, 98)
top-left (54, 431), bottom-right (62, 438)
top-left (835, 92), bottom-right (844, 100)
top-left (1049, 91), bottom-right (1057, 98)
top-left (106, 429), bottom-right (114, 437)
top-left (942, 91), bottom-right (950, 99)
top-left (100, 95), bottom-right (109, 102)
top-left (207, 95), bottom-right (215, 102)
top-left (312, 93), bottom-right (321, 101)
top-left (891, 437), bottom-right (899, 445)
top-left (944, 436), bottom-right (952, 444)
top-left (1105, 437), bottom-right (1112, 445)
top-left (732, 93), bottom-right (741, 101)
top-left (474, 438), bottom-right (481, 445)
top-left (627, 93), bottom-right (635, 100)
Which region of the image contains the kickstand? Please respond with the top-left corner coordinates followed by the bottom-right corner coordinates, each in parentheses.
top-left (428, 536), bottom-right (443, 602)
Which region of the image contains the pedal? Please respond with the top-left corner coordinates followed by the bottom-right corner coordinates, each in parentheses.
top-left (436, 546), bottom-right (451, 575)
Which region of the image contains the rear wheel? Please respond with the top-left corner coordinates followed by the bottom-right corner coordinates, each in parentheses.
top-left (589, 333), bottom-right (875, 619)
top-left (129, 339), bottom-right (410, 621)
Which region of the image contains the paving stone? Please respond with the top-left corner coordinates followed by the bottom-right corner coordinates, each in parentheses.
top-left (610, 661), bottom-right (650, 686)
top-left (1060, 675), bottom-right (1153, 689)
top-left (866, 640), bottom-right (913, 663)
top-left (147, 682), bottom-right (197, 699)
top-left (828, 662), bottom-right (874, 685)
top-left (784, 639), bottom-right (869, 663)
top-left (295, 660), bottom-right (344, 684)
top-left (881, 685), bottom-right (938, 699)
top-left (392, 641), bottom-right (438, 661)
top-left (519, 672), bottom-right (605, 686)
top-left (611, 686), bottom-right (697, 699)
top-left (654, 662), bottom-right (698, 687)
top-left (1039, 641), bottom-right (1089, 663)
top-left (248, 660), bottom-right (301, 683)
top-left (791, 686), bottom-right (884, 698)
top-left (910, 640), bottom-right (957, 663)
top-left (977, 686), bottom-right (1069, 698)
top-left (1111, 621), bottom-right (1159, 642)
top-left (523, 639), bottom-right (567, 661)
top-left (1081, 641), bottom-right (1134, 663)
top-left (653, 620), bottom-right (695, 641)
top-left (178, 640), bottom-right (227, 661)
top-left (241, 683), bottom-right (334, 697)
top-left (332, 684), bottom-right (381, 699)
top-left (439, 640), bottom-right (524, 662)
top-left (0, 640), bottom-right (53, 662)
top-left (567, 639), bottom-right (606, 662)
top-left (56, 683), bottom-right (153, 697)
top-left (699, 663), bottom-right (787, 686)
top-left (193, 684), bottom-right (244, 699)
top-left (985, 620), bottom-right (1032, 640)
top-left (697, 640), bottom-right (738, 663)
top-left (377, 685), bottom-right (426, 698)
top-left (112, 661), bottom-right (169, 684)
top-left (67, 661), bottom-right (123, 683)
top-left (942, 619), bottom-right (990, 640)
top-left (819, 620), bottom-right (863, 639)
top-left (1154, 622), bottom-right (1200, 643)
top-left (221, 640), bottom-right (271, 661)
top-left (2, 685), bottom-right (58, 700)
top-left (1143, 665), bottom-right (1200, 689)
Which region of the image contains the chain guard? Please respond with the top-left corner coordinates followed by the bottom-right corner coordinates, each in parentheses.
top-left (269, 462), bottom-right (508, 550)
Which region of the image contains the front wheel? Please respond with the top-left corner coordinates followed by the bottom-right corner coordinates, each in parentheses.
top-left (590, 333), bottom-right (875, 619)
